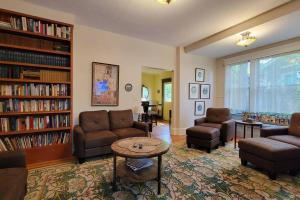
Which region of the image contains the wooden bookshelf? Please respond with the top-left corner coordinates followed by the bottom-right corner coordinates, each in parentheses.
top-left (0, 8), bottom-right (73, 164)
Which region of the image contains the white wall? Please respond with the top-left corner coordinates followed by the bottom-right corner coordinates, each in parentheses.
top-left (175, 48), bottom-right (216, 134)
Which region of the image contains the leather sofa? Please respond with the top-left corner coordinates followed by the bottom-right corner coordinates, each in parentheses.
top-left (239, 113), bottom-right (300, 179)
top-left (74, 109), bottom-right (148, 163)
top-left (0, 150), bottom-right (28, 200)
top-left (194, 108), bottom-right (235, 145)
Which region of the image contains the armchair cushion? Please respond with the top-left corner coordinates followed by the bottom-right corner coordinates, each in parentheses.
top-left (194, 117), bottom-right (207, 126)
top-left (0, 151), bottom-right (26, 169)
top-left (289, 113), bottom-right (300, 137)
top-left (112, 128), bottom-right (146, 139)
top-left (260, 127), bottom-right (289, 138)
top-left (109, 110), bottom-right (134, 130)
top-left (85, 130), bottom-right (117, 149)
top-left (268, 135), bottom-right (300, 148)
top-left (206, 108), bottom-right (231, 123)
top-left (198, 123), bottom-right (222, 129)
top-left (79, 110), bottom-right (110, 132)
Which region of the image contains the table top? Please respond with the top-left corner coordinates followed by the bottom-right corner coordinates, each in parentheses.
top-left (235, 120), bottom-right (263, 126)
top-left (111, 137), bottom-right (170, 158)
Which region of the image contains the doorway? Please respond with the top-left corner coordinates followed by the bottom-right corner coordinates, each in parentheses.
top-left (162, 78), bottom-right (172, 123)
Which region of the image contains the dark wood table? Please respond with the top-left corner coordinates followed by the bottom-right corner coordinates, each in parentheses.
top-left (111, 137), bottom-right (170, 194)
top-left (234, 120), bottom-right (263, 148)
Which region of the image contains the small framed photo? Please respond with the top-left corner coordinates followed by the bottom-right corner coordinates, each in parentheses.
top-left (195, 68), bottom-right (205, 82)
top-left (125, 83), bottom-right (133, 92)
top-left (189, 83), bottom-right (200, 99)
top-left (195, 101), bottom-right (205, 116)
top-left (200, 84), bottom-right (211, 99)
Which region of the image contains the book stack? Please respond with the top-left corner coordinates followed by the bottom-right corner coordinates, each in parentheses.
top-left (0, 21), bottom-right (11, 29)
top-left (0, 114), bottom-right (70, 132)
top-left (126, 158), bottom-right (153, 172)
top-left (9, 16), bottom-right (71, 39)
top-left (0, 83), bottom-right (69, 96)
top-left (0, 49), bottom-right (70, 67)
top-left (0, 131), bottom-right (70, 151)
top-left (0, 99), bottom-right (70, 112)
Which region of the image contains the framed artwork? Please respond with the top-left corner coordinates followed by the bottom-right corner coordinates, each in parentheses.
top-left (195, 68), bottom-right (205, 82)
top-left (125, 83), bottom-right (133, 92)
top-left (200, 84), bottom-right (211, 99)
top-left (195, 101), bottom-right (205, 116)
top-left (92, 62), bottom-right (119, 106)
top-left (188, 83), bottom-right (200, 99)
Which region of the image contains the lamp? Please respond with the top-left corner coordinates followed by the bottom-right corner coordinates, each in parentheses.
top-left (236, 32), bottom-right (256, 47)
top-left (156, 0), bottom-right (174, 5)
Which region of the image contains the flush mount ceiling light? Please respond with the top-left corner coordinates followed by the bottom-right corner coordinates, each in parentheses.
top-left (156, 0), bottom-right (174, 5)
top-left (236, 31), bottom-right (256, 47)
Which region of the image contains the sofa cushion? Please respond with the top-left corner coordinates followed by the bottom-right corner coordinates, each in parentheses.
top-left (268, 135), bottom-right (300, 148)
top-left (289, 113), bottom-right (300, 137)
top-left (206, 108), bottom-right (231, 123)
top-left (199, 123), bottom-right (222, 129)
top-left (85, 130), bottom-right (117, 149)
top-left (186, 126), bottom-right (220, 140)
top-left (0, 168), bottom-right (27, 200)
top-left (80, 110), bottom-right (110, 132)
top-left (112, 128), bottom-right (146, 139)
top-left (109, 110), bottom-right (134, 130)
top-left (238, 138), bottom-right (300, 161)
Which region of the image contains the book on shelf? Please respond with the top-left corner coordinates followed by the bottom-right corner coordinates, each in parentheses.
top-left (0, 49), bottom-right (70, 66)
top-left (0, 131), bottom-right (70, 151)
top-left (0, 99), bottom-right (70, 112)
top-left (0, 114), bottom-right (70, 132)
top-left (126, 158), bottom-right (153, 172)
top-left (0, 83), bottom-right (69, 96)
top-left (0, 21), bottom-right (11, 29)
top-left (8, 16), bottom-right (71, 39)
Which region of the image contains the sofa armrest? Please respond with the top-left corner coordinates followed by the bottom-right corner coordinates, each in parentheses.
top-left (0, 150), bottom-right (26, 169)
top-left (260, 127), bottom-right (289, 137)
top-left (133, 121), bottom-right (149, 136)
top-left (221, 119), bottom-right (235, 142)
top-left (73, 125), bottom-right (86, 158)
top-left (194, 117), bottom-right (207, 126)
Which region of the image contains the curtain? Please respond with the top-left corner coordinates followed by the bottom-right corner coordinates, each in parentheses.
top-left (225, 62), bottom-right (250, 114)
top-left (252, 52), bottom-right (300, 114)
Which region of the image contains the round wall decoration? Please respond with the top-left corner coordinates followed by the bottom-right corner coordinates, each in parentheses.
top-left (125, 83), bottom-right (133, 92)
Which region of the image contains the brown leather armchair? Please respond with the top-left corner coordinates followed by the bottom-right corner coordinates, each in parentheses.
top-left (194, 108), bottom-right (235, 145)
top-left (74, 110), bottom-right (149, 163)
top-left (0, 150), bottom-right (27, 200)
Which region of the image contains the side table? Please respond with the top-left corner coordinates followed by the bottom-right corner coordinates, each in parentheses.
top-left (234, 120), bottom-right (263, 148)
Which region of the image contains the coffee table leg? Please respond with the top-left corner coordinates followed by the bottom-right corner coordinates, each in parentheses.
top-left (234, 122), bottom-right (237, 148)
top-left (157, 155), bottom-right (162, 195)
top-left (112, 153), bottom-right (117, 191)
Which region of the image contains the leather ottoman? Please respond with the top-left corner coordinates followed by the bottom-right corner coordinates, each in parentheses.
top-left (238, 137), bottom-right (300, 179)
top-left (186, 126), bottom-right (220, 153)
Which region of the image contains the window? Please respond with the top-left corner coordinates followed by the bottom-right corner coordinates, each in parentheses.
top-left (141, 85), bottom-right (149, 100)
top-left (225, 61), bottom-right (250, 114)
top-left (164, 82), bottom-right (172, 102)
top-left (225, 52), bottom-right (300, 114)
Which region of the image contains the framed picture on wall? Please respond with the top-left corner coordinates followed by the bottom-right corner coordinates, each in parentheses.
top-left (195, 68), bottom-right (205, 82)
top-left (188, 83), bottom-right (200, 99)
top-left (195, 101), bottom-right (205, 116)
top-left (200, 84), bottom-right (211, 99)
top-left (91, 62), bottom-right (119, 106)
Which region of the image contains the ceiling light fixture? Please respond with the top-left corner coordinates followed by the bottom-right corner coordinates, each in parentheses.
top-left (156, 0), bottom-right (174, 5)
top-left (236, 31), bottom-right (256, 47)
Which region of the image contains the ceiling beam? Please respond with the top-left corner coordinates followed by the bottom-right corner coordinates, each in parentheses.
top-left (184, 0), bottom-right (300, 53)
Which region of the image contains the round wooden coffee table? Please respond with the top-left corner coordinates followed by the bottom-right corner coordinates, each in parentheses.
top-left (111, 137), bottom-right (170, 195)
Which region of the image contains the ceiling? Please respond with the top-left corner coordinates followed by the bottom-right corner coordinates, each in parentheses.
top-left (23, 0), bottom-right (295, 58)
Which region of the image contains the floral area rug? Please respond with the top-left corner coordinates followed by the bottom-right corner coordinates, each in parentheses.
top-left (25, 141), bottom-right (300, 200)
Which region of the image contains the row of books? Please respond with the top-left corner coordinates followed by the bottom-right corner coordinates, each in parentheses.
top-left (0, 114), bottom-right (70, 132)
top-left (0, 65), bottom-right (70, 81)
top-left (242, 112), bottom-right (290, 126)
top-left (0, 49), bottom-right (70, 67)
top-left (0, 99), bottom-right (70, 112)
top-left (7, 16), bottom-right (71, 39)
top-left (0, 84), bottom-right (69, 96)
top-left (0, 132), bottom-right (70, 151)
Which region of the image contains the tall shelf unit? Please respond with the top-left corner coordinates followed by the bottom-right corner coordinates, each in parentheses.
top-left (0, 8), bottom-right (73, 164)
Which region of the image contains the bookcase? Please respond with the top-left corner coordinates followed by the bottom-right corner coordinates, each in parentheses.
top-left (0, 8), bottom-right (73, 164)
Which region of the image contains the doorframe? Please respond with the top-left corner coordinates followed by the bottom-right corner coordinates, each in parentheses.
top-left (161, 78), bottom-right (172, 120)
